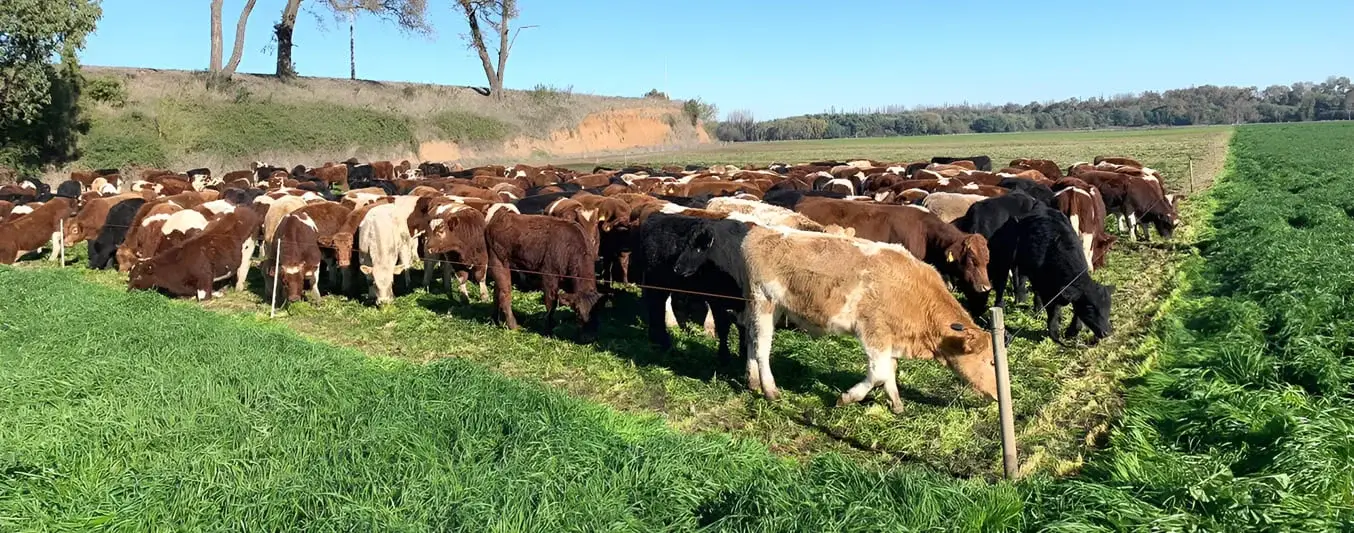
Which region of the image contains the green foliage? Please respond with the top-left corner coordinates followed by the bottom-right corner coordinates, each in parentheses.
top-left (527, 83), bottom-right (574, 106)
top-left (644, 88), bottom-right (670, 100)
top-left (83, 76), bottom-right (127, 107)
top-left (430, 110), bottom-right (516, 144)
top-left (162, 100), bottom-right (417, 158)
top-left (1031, 122), bottom-right (1354, 530)
top-left (0, 0), bottom-right (101, 170)
top-left (683, 97), bottom-right (717, 127)
top-left (80, 112), bottom-right (169, 169)
top-left (0, 267), bottom-right (1023, 530)
top-left (717, 77), bottom-right (1354, 141)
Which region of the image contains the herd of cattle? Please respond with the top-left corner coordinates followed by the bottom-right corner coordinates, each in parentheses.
top-left (0, 154), bottom-right (1180, 411)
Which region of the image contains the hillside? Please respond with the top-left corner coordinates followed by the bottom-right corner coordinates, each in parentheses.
top-left (76, 66), bottom-right (712, 172)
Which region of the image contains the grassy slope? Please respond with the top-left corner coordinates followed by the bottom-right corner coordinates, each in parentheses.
top-left (0, 267), bottom-right (1020, 531)
top-left (75, 67), bottom-right (703, 172)
top-left (50, 127), bottom-right (1231, 480)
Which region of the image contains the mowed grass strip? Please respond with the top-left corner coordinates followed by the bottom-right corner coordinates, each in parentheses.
top-left (0, 267), bottom-right (1022, 531)
top-left (46, 127), bottom-right (1232, 478)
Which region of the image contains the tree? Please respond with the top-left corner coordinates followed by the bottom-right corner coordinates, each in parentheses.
top-left (453, 0), bottom-right (526, 100)
top-left (274, 0), bottom-right (303, 78)
top-left (0, 0), bottom-right (102, 170)
top-left (208, 0), bottom-right (258, 78)
top-left (272, 1), bottom-right (429, 80)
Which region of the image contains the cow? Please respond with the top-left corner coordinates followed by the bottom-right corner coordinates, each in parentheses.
top-left (633, 213), bottom-right (749, 363)
top-left (1008, 159), bottom-right (1063, 179)
top-left (984, 205), bottom-right (1115, 345)
top-left (952, 191), bottom-right (1045, 311)
top-left (88, 198), bottom-right (147, 270)
top-left (0, 197), bottom-right (72, 264)
top-left (921, 192), bottom-right (989, 223)
top-left (0, 200), bottom-right (14, 224)
top-left (792, 198), bottom-right (994, 304)
top-left (63, 192), bottom-right (143, 246)
top-left (128, 208), bottom-right (261, 300)
top-left (117, 202), bottom-right (185, 272)
top-left (1053, 178), bottom-right (1115, 271)
top-left (484, 210), bottom-right (603, 341)
top-left (931, 156), bottom-right (993, 171)
top-left (421, 202), bottom-right (490, 303)
top-left (1074, 170), bottom-right (1179, 241)
top-left (1093, 156), bottom-right (1143, 168)
top-left (669, 219), bottom-right (997, 411)
top-left (265, 211), bottom-right (324, 303)
top-left (355, 202), bottom-right (417, 305)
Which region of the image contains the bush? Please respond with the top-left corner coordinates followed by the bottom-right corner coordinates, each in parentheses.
top-left (80, 113), bottom-right (169, 169)
top-left (166, 100), bottom-right (418, 158)
top-left (643, 89), bottom-right (669, 100)
top-left (430, 111), bottom-right (516, 145)
top-left (84, 76), bottom-right (128, 107)
top-left (682, 97), bottom-right (717, 127)
top-left (527, 83), bottom-right (573, 106)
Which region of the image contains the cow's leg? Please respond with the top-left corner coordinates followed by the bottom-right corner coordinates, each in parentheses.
top-left (1012, 266), bottom-right (1029, 306)
top-left (990, 265), bottom-right (1012, 309)
top-left (663, 296), bottom-right (679, 329)
top-left (1064, 313), bottom-right (1084, 342)
top-left (455, 270), bottom-right (470, 302)
top-left (702, 304), bottom-right (718, 338)
top-left (490, 262), bottom-right (517, 329)
top-left (309, 268), bottom-right (322, 301)
top-left (236, 239), bottom-right (255, 292)
top-left (340, 265), bottom-right (353, 295)
top-left (541, 275), bottom-right (560, 333)
top-left (1127, 213), bottom-right (1138, 241)
top-left (422, 253), bottom-right (438, 289)
top-left (750, 302), bottom-right (780, 401)
top-left (712, 305), bottom-right (734, 364)
top-left (1047, 303), bottom-right (1066, 345)
top-left (475, 264), bottom-right (490, 301)
top-left (879, 355), bottom-right (904, 414)
top-left (644, 289), bottom-right (674, 350)
top-left (618, 251), bottom-right (630, 283)
top-left (1082, 233), bottom-right (1095, 271)
top-left (1116, 214), bottom-right (1127, 233)
top-left (840, 345), bottom-right (890, 409)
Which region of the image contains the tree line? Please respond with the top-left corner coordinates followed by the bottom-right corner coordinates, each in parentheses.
top-left (714, 78), bottom-right (1354, 142)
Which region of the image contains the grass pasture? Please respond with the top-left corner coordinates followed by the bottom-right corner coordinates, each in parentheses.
top-left (13, 123), bottom-right (1351, 530)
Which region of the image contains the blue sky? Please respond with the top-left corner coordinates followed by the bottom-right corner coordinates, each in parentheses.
top-left (83, 0), bottom-right (1353, 119)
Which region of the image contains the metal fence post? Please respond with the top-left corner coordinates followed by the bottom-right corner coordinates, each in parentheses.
top-left (990, 307), bottom-right (1018, 479)
top-left (57, 219), bottom-right (65, 266)
top-left (1189, 157), bottom-right (1196, 194)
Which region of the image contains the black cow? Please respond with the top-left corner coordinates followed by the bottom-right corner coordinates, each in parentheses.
top-left (55, 180), bottom-right (83, 199)
top-left (513, 191), bottom-right (578, 214)
top-left (221, 188), bottom-right (266, 206)
top-left (633, 214), bottom-right (749, 364)
top-left (419, 161), bottom-right (451, 178)
top-left (931, 155), bottom-right (993, 171)
top-left (953, 191), bottom-right (1044, 313)
top-left (185, 167), bottom-right (212, 178)
top-left (89, 198), bottom-right (147, 270)
top-left (985, 205), bottom-right (1114, 345)
top-left (998, 177), bottom-right (1056, 208)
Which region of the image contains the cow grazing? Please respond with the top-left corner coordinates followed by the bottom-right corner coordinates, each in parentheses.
top-left (1074, 170), bottom-right (1179, 241)
top-left (984, 205), bottom-right (1115, 345)
top-left (793, 198), bottom-right (994, 300)
top-left (670, 220), bottom-right (997, 411)
top-left (921, 192), bottom-right (988, 224)
top-left (354, 201), bottom-right (420, 305)
top-left (1008, 158), bottom-right (1063, 179)
top-left (1053, 178), bottom-right (1115, 270)
top-left (931, 156), bottom-right (993, 171)
top-left (117, 202), bottom-right (185, 272)
top-left (0, 197), bottom-right (72, 264)
top-left (484, 211), bottom-right (603, 341)
top-left (266, 211), bottom-right (324, 303)
top-left (88, 198), bottom-right (147, 270)
top-left (64, 192), bottom-right (143, 246)
top-left (128, 208), bottom-right (261, 300)
top-left (1093, 156), bottom-right (1143, 168)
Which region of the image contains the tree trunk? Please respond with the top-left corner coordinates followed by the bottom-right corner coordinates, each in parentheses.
top-left (210, 0), bottom-right (224, 72)
top-left (274, 0), bottom-right (302, 79)
top-left (348, 9), bottom-right (357, 80)
top-left (459, 1), bottom-right (502, 99)
top-left (493, 3), bottom-right (511, 101)
top-left (222, 0), bottom-right (259, 77)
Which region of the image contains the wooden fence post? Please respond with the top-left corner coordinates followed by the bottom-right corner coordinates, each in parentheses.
top-left (990, 307), bottom-right (1018, 480)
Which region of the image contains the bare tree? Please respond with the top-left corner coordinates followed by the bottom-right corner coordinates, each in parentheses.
top-left (453, 0), bottom-right (529, 100)
top-left (274, 0), bottom-right (303, 78)
top-left (209, 0), bottom-right (258, 78)
top-left (210, 0), bottom-right (224, 72)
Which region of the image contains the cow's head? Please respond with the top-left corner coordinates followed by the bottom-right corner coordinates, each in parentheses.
top-left (673, 226), bottom-right (717, 277)
top-left (279, 263), bottom-right (314, 303)
top-left (936, 322), bottom-right (997, 401)
top-left (331, 232), bottom-right (355, 267)
top-left (561, 290), bottom-right (604, 343)
top-left (62, 219), bottom-right (85, 247)
top-left (127, 261), bottom-right (157, 291)
top-left (1074, 282), bottom-right (1115, 343)
top-left (946, 234), bottom-right (992, 293)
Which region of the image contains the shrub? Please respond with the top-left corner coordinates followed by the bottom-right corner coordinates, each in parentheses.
top-left (643, 89), bottom-right (669, 100)
top-left (84, 77), bottom-right (128, 107)
top-left (682, 97), bottom-right (717, 127)
top-left (81, 113), bottom-right (169, 169)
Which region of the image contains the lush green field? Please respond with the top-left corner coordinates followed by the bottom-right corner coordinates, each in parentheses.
top-left (11, 123), bottom-right (1351, 529)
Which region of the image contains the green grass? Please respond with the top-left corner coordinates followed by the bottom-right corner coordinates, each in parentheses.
top-left (429, 110), bottom-right (518, 145)
top-left (0, 267), bottom-right (1022, 531)
top-left (79, 112), bottom-right (170, 169)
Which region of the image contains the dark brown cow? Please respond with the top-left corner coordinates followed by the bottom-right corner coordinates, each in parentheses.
top-left (793, 198), bottom-right (994, 301)
top-left (371, 161), bottom-right (396, 181)
top-left (220, 170), bottom-right (254, 186)
top-left (541, 198), bottom-right (600, 254)
top-left (422, 202), bottom-right (490, 302)
top-left (662, 180), bottom-right (762, 198)
top-left (569, 173), bottom-right (613, 189)
top-left (115, 192), bottom-right (217, 273)
top-left (484, 211), bottom-right (604, 341)
top-left (1008, 159), bottom-right (1063, 179)
top-left (265, 211), bottom-right (324, 303)
top-left (1074, 170), bottom-right (1179, 241)
top-left (128, 208), bottom-right (261, 300)
top-left (0, 197), bottom-right (72, 264)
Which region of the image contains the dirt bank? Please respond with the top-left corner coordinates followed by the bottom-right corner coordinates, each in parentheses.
top-left (419, 106), bottom-right (710, 163)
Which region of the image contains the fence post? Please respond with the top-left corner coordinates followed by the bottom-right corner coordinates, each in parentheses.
top-left (57, 219), bottom-right (65, 266)
top-left (1188, 157), bottom-right (1195, 194)
top-left (990, 307), bottom-right (1018, 480)
top-left (270, 237), bottom-right (282, 318)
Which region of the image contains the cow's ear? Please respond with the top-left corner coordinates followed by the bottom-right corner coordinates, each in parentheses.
top-left (359, 265), bottom-right (373, 275)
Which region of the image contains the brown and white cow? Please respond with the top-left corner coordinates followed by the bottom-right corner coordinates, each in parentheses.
top-left (421, 202), bottom-right (490, 302)
top-left (670, 220), bottom-right (998, 411)
top-left (63, 192), bottom-right (143, 246)
top-left (1054, 178), bottom-right (1116, 271)
top-left (0, 198), bottom-right (72, 264)
top-left (128, 208), bottom-right (261, 300)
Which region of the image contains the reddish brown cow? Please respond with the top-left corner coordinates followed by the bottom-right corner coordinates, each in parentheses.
top-left (0, 197), bottom-right (73, 264)
top-left (0, 201), bottom-right (14, 224)
top-left (663, 181), bottom-right (762, 198)
top-left (265, 211), bottom-right (324, 303)
top-left (64, 192), bottom-right (144, 246)
top-left (1094, 156), bottom-right (1143, 168)
top-left (569, 173), bottom-right (614, 189)
top-left (330, 200), bottom-right (394, 271)
top-left (1075, 170), bottom-right (1179, 241)
top-left (1008, 159), bottom-right (1063, 179)
top-left (422, 202), bottom-right (490, 302)
top-left (313, 164), bottom-right (349, 191)
top-left (1054, 178), bottom-right (1116, 270)
top-left (128, 208), bottom-right (261, 300)
top-left (221, 169), bottom-right (254, 186)
top-left (484, 211), bottom-right (604, 341)
top-left (541, 198), bottom-right (600, 253)
top-left (793, 198), bottom-right (993, 301)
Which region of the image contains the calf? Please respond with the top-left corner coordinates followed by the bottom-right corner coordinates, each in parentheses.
top-left (128, 208), bottom-right (261, 300)
top-left (670, 220), bottom-right (997, 411)
top-left (356, 202), bottom-right (417, 305)
top-left (484, 211), bottom-right (603, 341)
top-left (0, 198), bottom-right (72, 264)
top-left (1008, 158), bottom-right (1063, 179)
top-left (985, 205), bottom-right (1115, 345)
top-left (64, 192), bottom-right (143, 246)
top-left (88, 198), bottom-right (147, 270)
top-left (265, 211), bottom-right (324, 303)
top-left (1075, 170), bottom-right (1179, 240)
top-left (921, 192), bottom-right (988, 223)
top-left (117, 202), bottom-right (185, 272)
top-left (422, 202), bottom-right (490, 303)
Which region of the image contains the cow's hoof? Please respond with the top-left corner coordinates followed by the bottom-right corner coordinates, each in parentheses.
top-left (763, 389), bottom-right (781, 402)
